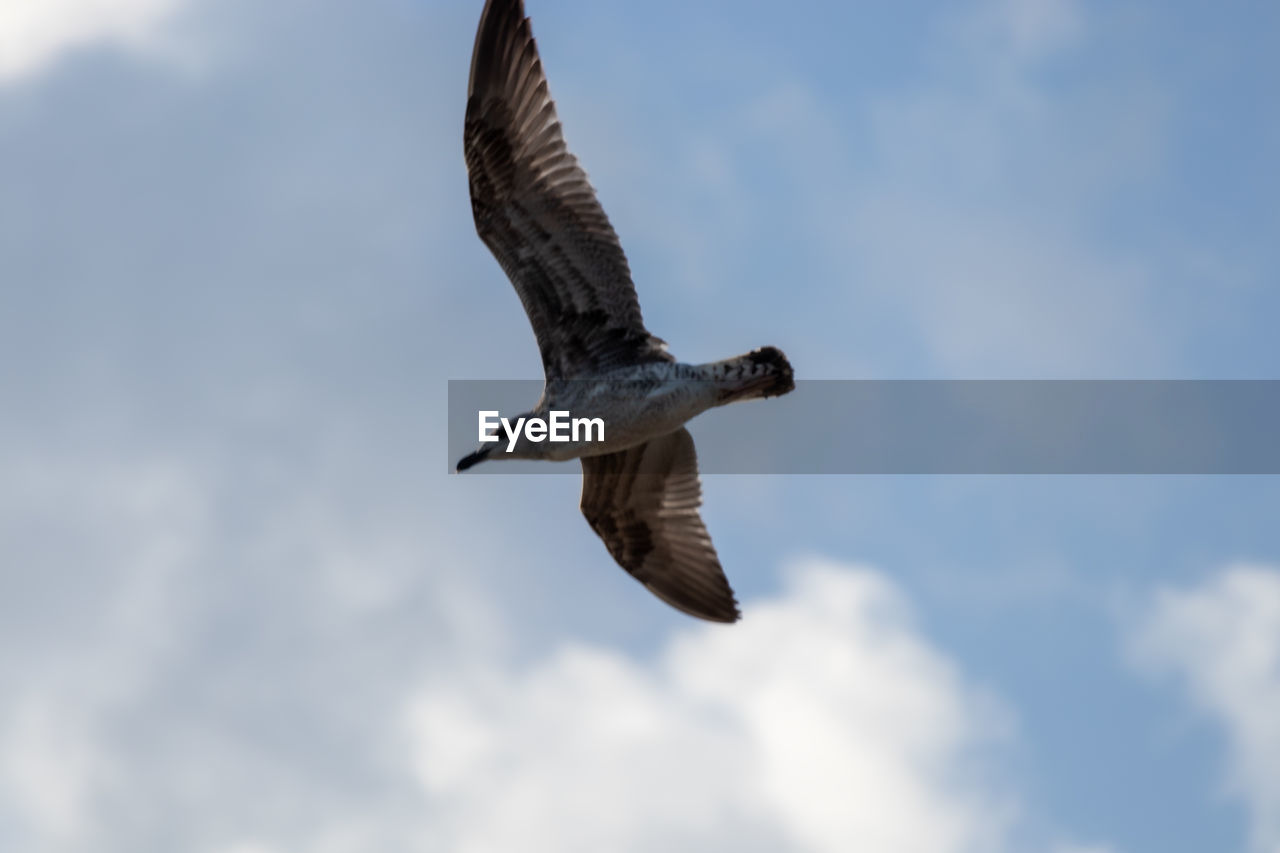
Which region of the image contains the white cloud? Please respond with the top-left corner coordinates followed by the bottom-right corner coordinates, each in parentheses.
top-left (1, 695), bottom-right (110, 845)
top-left (404, 559), bottom-right (1018, 853)
top-left (626, 0), bottom-right (1170, 378)
top-left (847, 196), bottom-right (1161, 376)
top-left (0, 428), bottom-right (545, 853)
top-left (0, 452), bottom-right (208, 846)
top-left (1131, 566), bottom-right (1280, 853)
top-left (0, 0), bottom-right (187, 83)
top-left (978, 0), bottom-right (1084, 62)
top-left (213, 844), bottom-right (286, 853)
top-left (0, 438), bottom-right (1113, 852)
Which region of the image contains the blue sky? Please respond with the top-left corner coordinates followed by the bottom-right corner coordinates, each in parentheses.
top-left (2, 1), bottom-right (1279, 851)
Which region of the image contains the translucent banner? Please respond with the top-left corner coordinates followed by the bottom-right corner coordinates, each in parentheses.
top-left (447, 380), bottom-right (1280, 474)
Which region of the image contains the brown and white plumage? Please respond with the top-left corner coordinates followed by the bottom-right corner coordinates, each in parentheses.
top-left (460, 0), bottom-right (794, 622)
top-left (580, 428), bottom-right (739, 622)
top-left (465, 0), bottom-right (671, 380)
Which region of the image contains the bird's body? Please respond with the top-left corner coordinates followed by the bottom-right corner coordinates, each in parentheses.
top-left (457, 0), bottom-right (795, 622)
top-left (487, 351), bottom-right (794, 462)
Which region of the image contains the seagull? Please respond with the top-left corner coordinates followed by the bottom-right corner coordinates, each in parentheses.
top-left (456, 0), bottom-right (795, 623)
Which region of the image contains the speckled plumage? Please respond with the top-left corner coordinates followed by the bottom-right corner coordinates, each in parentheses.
top-left (459, 0), bottom-right (794, 622)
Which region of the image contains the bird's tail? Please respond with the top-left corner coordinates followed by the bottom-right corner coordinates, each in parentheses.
top-left (706, 346), bottom-right (795, 404)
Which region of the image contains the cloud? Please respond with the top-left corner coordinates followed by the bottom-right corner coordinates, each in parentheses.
top-left (1130, 566), bottom-right (1280, 853)
top-left (214, 845), bottom-right (286, 853)
top-left (842, 0), bottom-right (1171, 377)
top-left (0, 0), bottom-right (188, 83)
top-left (404, 559), bottom-right (1019, 853)
top-left (0, 433), bottom-right (511, 853)
top-left (0, 451), bottom-right (209, 847)
top-left (1, 455), bottom-right (1112, 853)
top-left (601, 0), bottom-right (1171, 378)
top-left (2, 695), bottom-right (111, 846)
top-left (0, 0), bottom-right (1259, 850)
top-left (970, 0), bottom-right (1084, 63)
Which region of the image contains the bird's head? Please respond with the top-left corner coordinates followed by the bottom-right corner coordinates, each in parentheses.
top-left (455, 444), bottom-right (494, 472)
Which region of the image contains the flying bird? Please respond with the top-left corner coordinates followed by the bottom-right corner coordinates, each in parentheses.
top-left (456, 0), bottom-right (795, 622)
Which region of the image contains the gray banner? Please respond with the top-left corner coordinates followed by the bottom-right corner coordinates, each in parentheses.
top-left (447, 380), bottom-right (1280, 474)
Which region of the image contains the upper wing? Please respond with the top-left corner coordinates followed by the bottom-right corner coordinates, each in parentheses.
top-left (465, 0), bottom-right (672, 379)
top-left (580, 428), bottom-right (740, 623)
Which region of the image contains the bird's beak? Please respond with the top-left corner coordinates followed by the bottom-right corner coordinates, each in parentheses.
top-left (456, 446), bottom-right (492, 472)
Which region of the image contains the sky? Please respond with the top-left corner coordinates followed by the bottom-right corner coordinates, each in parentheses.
top-left (1, 0), bottom-right (1279, 851)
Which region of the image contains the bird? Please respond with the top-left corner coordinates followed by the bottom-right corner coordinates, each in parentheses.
top-left (456, 0), bottom-right (795, 623)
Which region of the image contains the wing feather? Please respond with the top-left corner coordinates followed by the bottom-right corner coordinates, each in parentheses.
top-left (580, 428), bottom-right (740, 623)
top-left (465, 0), bottom-right (672, 378)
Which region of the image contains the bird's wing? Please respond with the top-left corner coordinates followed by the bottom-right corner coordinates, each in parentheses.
top-left (465, 0), bottom-right (672, 380)
top-left (580, 428), bottom-right (740, 622)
